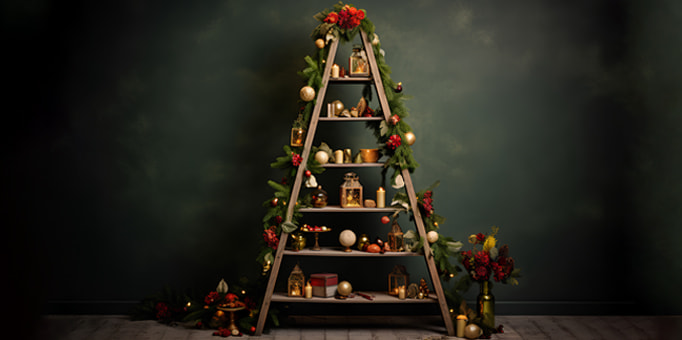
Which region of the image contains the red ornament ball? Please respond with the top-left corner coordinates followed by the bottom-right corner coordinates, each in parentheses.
top-left (271, 198), bottom-right (279, 207)
top-left (305, 170), bottom-right (312, 177)
top-left (389, 114), bottom-right (400, 125)
top-left (395, 82), bottom-right (403, 93)
top-left (381, 216), bottom-right (391, 224)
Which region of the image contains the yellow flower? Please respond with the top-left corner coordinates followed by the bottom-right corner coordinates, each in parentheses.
top-left (483, 235), bottom-right (497, 252)
top-left (468, 234), bottom-right (478, 244)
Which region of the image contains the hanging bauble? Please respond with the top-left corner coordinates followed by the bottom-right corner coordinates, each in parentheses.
top-left (395, 82), bottom-right (403, 93)
top-left (270, 198), bottom-right (279, 207)
top-left (314, 150), bottom-right (329, 164)
top-left (404, 131), bottom-right (416, 146)
top-left (427, 231), bottom-right (439, 244)
top-left (389, 114), bottom-right (400, 126)
top-left (315, 38), bottom-right (325, 49)
top-left (299, 86), bottom-right (316, 102)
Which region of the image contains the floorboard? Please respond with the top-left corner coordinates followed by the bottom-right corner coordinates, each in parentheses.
top-left (30, 314), bottom-right (682, 339)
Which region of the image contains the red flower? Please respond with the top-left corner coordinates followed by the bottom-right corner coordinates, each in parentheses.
top-left (324, 12), bottom-right (338, 24)
top-left (205, 291), bottom-right (221, 305)
top-left (386, 134), bottom-right (402, 150)
top-left (476, 233), bottom-right (486, 242)
top-left (263, 226), bottom-right (279, 250)
top-left (356, 9), bottom-right (365, 20)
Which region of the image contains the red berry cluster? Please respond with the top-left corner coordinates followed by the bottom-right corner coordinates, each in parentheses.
top-left (204, 291), bottom-right (221, 305)
top-left (421, 190), bottom-right (433, 217)
top-left (291, 152), bottom-right (302, 166)
top-left (154, 302), bottom-right (171, 321)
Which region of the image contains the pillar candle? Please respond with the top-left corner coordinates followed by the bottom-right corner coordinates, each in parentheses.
top-left (331, 64), bottom-right (340, 78)
top-left (376, 187), bottom-right (385, 208)
top-left (305, 282), bottom-right (313, 299)
top-left (398, 286), bottom-right (406, 300)
top-left (334, 150), bottom-right (344, 164)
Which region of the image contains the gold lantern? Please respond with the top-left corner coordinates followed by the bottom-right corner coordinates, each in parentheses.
top-left (340, 172), bottom-right (363, 208)
top-left (288, 263), bottom-right (305, 297)
top-left (290, 114), bottom-right (306, 147)
top-left (388, 264), bottom-right (409, 296)
top-left (349, 44), bottom-right (369, 77)
top-left (388, 221), bottom-right (404, 252)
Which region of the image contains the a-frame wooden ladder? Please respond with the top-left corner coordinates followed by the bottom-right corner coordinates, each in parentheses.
top-left (255, 29), bottom-right (455, 337)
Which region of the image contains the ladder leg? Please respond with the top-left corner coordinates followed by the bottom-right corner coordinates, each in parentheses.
top-left (254, 232), bottom-right (289, 336)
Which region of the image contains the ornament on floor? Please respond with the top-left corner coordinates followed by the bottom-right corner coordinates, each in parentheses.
top-left (463, 323), bottom-right (482, 339)
top-left (299, 86), bottom-right (315, 102)
top-left (394, 82), bottom-right (403, 93)
top-left (404, 131), bottom-right (416, 146)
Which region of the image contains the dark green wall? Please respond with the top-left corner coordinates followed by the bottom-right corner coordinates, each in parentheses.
top-left (5, 0), bottom-right (682, 319)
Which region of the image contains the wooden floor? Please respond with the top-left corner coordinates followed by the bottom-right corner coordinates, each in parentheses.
top-left (31, 314), bottom-right (682, 339)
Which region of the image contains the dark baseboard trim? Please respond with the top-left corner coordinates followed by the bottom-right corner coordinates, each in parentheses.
top-left (43, 300), bottom-right (640, 316)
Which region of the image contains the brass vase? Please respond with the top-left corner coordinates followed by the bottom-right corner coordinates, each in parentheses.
top-left (477, 280), bottom-right (495, 329)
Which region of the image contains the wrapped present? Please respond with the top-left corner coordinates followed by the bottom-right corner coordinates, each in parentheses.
top-left (310, 273), bottom-right (338, 298)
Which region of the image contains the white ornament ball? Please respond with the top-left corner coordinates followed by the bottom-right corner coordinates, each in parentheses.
top-left (339, 229), bottom-right (357, 248)
top-left (299, 86), bottom-right (316, 102)
top-left (404, 131), bottom-right (416, 146)
top-left (337, 280), bottom-right (353, 296)
top-left (314, 150), bottom-right (329, 164)
top-left (426, 231), bottom-right (439, 244)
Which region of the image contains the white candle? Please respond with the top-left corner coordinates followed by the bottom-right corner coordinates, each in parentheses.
top-left (376, 187), bottom-right (385, 208)
top-left (398, 286), bottom-right (406, 300)
top-left (334, 150), bottom-right (344, 164)
top-left (305, 282), bottom-right (313, 299)
top-left (332, 64), bottom-right (340, 78)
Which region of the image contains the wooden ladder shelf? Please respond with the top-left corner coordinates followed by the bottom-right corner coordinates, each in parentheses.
top-left (255, 29), bottom-right (455, 337)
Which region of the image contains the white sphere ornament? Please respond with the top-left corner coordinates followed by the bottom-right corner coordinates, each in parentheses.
top-left (337, 280), bottom-right (353, 297)
top-left (404, 131), bottom-right (416, 146)
top-left (314, 150), bottom-right (329, 164)
top-left (299, 86), bottom-right (316, 102)
top-left (427, 231), bottom-right (439, 244)
top-left (339, 229), bottom-right (357, 252)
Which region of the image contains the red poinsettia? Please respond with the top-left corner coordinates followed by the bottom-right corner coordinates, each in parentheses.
top-left (263, 226), bottom-right (279, 250)
top-left (386, 134), bottom-right (401, 150)
top-left (324, 5), bottom-right (365, 30)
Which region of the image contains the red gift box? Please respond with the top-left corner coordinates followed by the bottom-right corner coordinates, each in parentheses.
top-left (310, 273), bottom-right (338, 287)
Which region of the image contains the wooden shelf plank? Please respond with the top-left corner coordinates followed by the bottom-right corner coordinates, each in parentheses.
top-left (318, 117), bottom-right (384, 121)
top-left (284, 247), bottom-right (420, 257)
top-left (271, 291), bottom-right (438, 304)
top-left (329, 77), bottom-right (373, 83)
top-left (299, 206), bottom-right (397, 213)
top-left (322, 163), bottom-right (385, 168)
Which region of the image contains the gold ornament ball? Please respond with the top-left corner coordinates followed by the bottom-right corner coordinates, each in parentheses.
top-left (427, 230), bottom-right (439, 243)
top-left (300, 86), bottom-right (316, 102)
top-left (404, 131), bottom-right (416, 146)
top-left (464, 324), bottom-right (482, 339)
top-left (331, 100), bottom-right (344, 115)
top-left (337, 281), bottom-right (353, 297)
top-left (315, 38), bottom-right (325, 49)
top-left (314, 150), bottom-right (329, 164)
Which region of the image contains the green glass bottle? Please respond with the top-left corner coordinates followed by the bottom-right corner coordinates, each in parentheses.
top-left (477, 280), bottom-right (495, 329)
